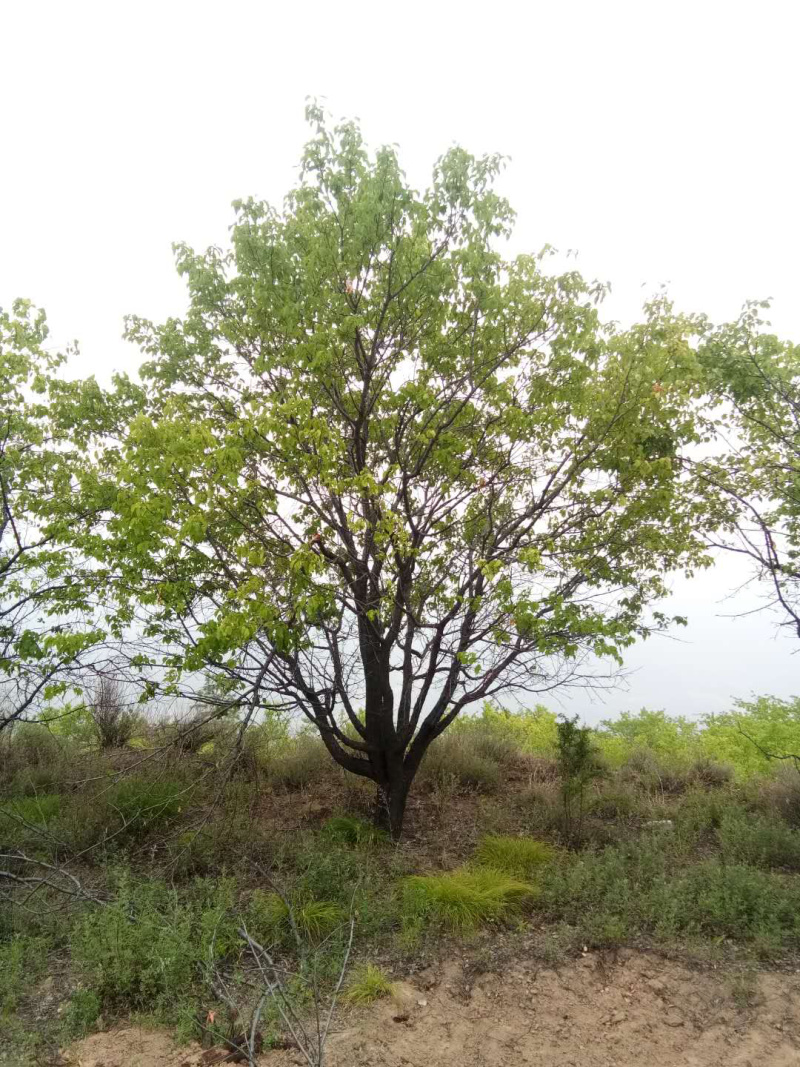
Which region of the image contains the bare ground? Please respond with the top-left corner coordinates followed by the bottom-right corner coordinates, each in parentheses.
top-left (65, 949), bottom-right (800, 1067)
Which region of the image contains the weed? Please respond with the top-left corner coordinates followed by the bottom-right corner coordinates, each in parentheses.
top-left (419, 733), bottom-right (501, 793)
top-left (247, 890), bottom-right (344, 944)
top-left (718, 810), bottom-right (800, 871)
top-left (474, 835), bottom-right (557, 879)
top-left (345, 963), bottom-right (395, 1003)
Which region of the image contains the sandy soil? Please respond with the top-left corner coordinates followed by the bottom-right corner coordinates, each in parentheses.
top-left (65, 949), bottom-right (800, 1067)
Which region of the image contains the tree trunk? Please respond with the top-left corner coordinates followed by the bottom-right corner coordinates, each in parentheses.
top-left (375, 769), bottom-right (410, 841)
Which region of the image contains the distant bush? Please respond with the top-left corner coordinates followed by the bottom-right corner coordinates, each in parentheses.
top-left (108, 777), bottom-right (186, 832)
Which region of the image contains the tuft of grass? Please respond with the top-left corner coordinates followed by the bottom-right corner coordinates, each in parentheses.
top-left (345, 963), bottom-right (396, 1003)
top-left (419, 734), bottom-right (500, 794)
top-left (0, 793), bottom-right (61, 825)
top-left (402, 867), bottom-right (536, 932)
top-left (248, 890), bottom-right (344, 944)
top-left (321, 815), bottom-right (388, 846)
top-left (268, 735), bottom-right (331, 790)
top-left (474, 835), bottom-right (557, 879)
top-left (108, 777), bottom-right (185, 832)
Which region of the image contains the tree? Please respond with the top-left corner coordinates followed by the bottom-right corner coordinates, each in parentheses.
top-left (87, 108), bottom-right (716, 838)
top-left (0, 300), bottom-right (120, 732)
top-left (697, 303), bottom-right (800, 636)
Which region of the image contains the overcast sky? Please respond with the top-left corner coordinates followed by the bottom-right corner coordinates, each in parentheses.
top-left (2, 0), bottom-right (797, 721)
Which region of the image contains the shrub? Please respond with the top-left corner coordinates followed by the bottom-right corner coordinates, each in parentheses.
top-left (64, 989), bottom-right (102, 1037)
top-left (0, 726), bottom-right (66, 797)
top-left (321, 815), bottom-right (388, 846)
top-left (718, 810), bottom-right (800, 871)
top-left (72, 874), bottom-right (239, 1015)
top-left (757, 766), bottom-right (800, 827)
top-left (345, 963), bottom-right (395, 1003)
top-left (556, 715), bottom-right (605, 844)
top-left (475, 835), bottom-right (557, 879)
top-left (402, 867), bottom-right (535, 932)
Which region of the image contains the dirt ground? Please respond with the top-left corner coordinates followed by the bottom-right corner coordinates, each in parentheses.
top-left (65, 949), bottom-right (800, 1067)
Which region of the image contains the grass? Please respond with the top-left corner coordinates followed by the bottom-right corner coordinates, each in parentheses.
top-left (402, 867), bottom-right (536, 932)
top-left (474, 835), bottom-right (557, 878)
top-left (5, 696), bottom-right (800, 1054)
top-left (345, 963), bottom-right (395, 1003)
top-left (321, 814), bottom-right (388, 846)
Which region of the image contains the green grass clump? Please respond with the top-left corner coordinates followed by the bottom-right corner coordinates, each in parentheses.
top-left (248, 890), bottom-right (344, 944)
top-left (345, 963), bottom-right (396, 1003)
top-left (475, 835), bottom-right (557, 879)
top-left (0, 793), bottom-right (61, 826)
top-left (402, 867), bottom-right (535, 932)
top-left (108, 778), bottom-right (185, 831)
top-left (321, 814), bottom-right (388, 846)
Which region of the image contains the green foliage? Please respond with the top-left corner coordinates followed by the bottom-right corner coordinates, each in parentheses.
top-left (63, 989), bottom-right (102, 1037)
top-left (402, 867), bottom-right (535, 933)
top-left (474, 835), bottom-right (557, 879)
top-left (247, 889), bottom-right (344, 944)
top-left (717, 810), bottom-right (800, 871)
top-left (75, 107), bottom-right (725, 837)
top-left (0, 936), bottom-right (47, 1017)
top-left (71, 873), bottom-right (239, 1016)
top-left (345, 963), bottom-right (395, 1003)
top-left (107, 777), bottom-right (185, 831)
top-left (321, 815), bottom-right (388, 846)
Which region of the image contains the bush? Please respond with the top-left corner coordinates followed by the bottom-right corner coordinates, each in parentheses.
top-left (345, 963), bottom-right (395, 1003)
top-left (691, 758), bottom-right (735, 789)
top-left (88, 679), bottom-right (141, 750)
top-left (757, 766), bottom-right (800, 827)
top-left (72, 874), bottom-right (239, 1016)
top-left (0, 726), bottom-right (66, 797)
top-left (474, 835), bottom-right (557, 879)
top-left (401, 867), bottom-right (535, 932)
top-left (718, 810), bottom-right (800, 871)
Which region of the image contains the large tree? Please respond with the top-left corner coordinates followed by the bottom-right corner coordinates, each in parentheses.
top-left (87, 109), bottom-right (716, 836)
top-left (697, 304), bottom-right (800, 637)
top-left (0, 301), bottom-right (111, 731)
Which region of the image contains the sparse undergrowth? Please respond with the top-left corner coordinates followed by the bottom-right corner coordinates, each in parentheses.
top-left (3, 699), bottom-right (800, 1062)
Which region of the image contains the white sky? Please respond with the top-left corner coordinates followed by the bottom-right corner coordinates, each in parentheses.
top-left (1, 0), bottom-right (798, 721)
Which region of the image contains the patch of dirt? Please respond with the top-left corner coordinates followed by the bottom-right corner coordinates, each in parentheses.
top-left (66, 950), bottom-right (800, 1067)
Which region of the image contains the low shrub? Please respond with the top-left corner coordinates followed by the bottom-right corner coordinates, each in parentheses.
top-left (757, 766), bottom-right (800, 827)
top-left (718, 810), bottom-right (800, 871)
top-left (691, 758), bottom-right (735, 789)
top-left (401, 867), bottom-right (535, 932)
top-left (474, 835), bottom-right (557, 879)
